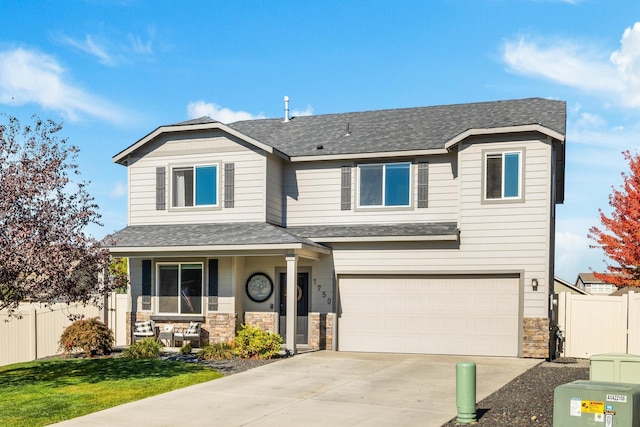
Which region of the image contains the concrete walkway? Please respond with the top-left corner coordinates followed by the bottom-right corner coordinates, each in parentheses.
top-left (51, 351), bottom-right (540, 427)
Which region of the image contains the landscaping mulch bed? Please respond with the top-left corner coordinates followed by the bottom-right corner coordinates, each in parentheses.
top-left (159, 352), bottom-right (281, 376)
top-left (441, 358), bottom-right (589, 426)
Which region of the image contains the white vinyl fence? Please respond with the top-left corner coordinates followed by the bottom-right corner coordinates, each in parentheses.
top-left (557, 291), bottom-right (640, 359)
top-left (0, 293), bottom-right (128, 366)
top-left (105, 293), bottom-right (128, 347)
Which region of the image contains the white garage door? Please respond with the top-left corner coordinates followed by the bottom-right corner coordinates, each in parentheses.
top-left (338, 275), bottom-right (520, 356)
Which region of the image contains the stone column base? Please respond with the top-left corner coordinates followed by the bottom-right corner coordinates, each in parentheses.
top-left (309, 313), bottom-right (336, 350)
top-left (522, 317), bottom-right (550, 359)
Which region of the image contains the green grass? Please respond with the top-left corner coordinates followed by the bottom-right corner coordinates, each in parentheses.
top-left (0, 357), bottom-right (223, 426)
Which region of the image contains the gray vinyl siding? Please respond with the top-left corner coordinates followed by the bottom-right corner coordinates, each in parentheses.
top-left (265, 156), bottom-right (283, 225)
top-left (283, 153), bottom-right (459, 226)
top-left (127, 130), bottom-right (267, 225)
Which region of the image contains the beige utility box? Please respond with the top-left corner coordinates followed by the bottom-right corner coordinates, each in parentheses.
top-left (590, 353), bottom-right (640, 383)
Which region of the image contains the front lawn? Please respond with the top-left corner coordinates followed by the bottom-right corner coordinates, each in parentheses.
top-left (0, 357), bottom-right (223, 426)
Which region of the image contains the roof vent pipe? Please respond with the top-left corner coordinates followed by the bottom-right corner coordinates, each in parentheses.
top-left (283, 96), bottom-right (290, 122)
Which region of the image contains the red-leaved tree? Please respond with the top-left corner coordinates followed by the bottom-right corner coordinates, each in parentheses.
top-left (588, 150), bottom-right (640, 287)
top-left (0, 115), bottom-right (126, 316)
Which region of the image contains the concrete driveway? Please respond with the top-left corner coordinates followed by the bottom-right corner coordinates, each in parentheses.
top-left (51, 351), bottom-right (539, 427)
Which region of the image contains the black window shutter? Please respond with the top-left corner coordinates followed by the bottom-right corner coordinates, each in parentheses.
top-left (417, 162), bottom-right (429, 208)
top-left (208, 259), bottom-right (219, 311)
top-left (341, 166), bottom-right (351, 210)
top-left (155, 167), bottom-right (166, 210)
top-left (141, 260), bottom-right (151, 310)
top-left (224, 163), bottom-right (234, 208)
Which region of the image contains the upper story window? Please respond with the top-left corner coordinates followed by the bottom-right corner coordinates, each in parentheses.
top-left (484, 151), bottom-right (521, 200)
top-left (172, 165), bottom-right (218, 207)
top-left (358, 162), bottom-right (411, 207)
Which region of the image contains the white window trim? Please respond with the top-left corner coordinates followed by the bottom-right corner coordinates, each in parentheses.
top-left (169, 162), bottom-right (221, 209)
top-left (156, 262), bottom-right (204, 315)
top-left (356, 161), bottom-right (412, 208)
top-left (483, 150), bottom-right (523, 202)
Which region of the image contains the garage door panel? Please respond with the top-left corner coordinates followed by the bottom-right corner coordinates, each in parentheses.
top-left (338, 276), bottom-right (520, 356)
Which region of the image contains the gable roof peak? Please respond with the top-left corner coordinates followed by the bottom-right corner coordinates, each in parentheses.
top-left (171, 116), bottom-right (219, 126)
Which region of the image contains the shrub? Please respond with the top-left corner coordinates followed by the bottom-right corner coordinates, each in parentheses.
top-left (179, 343), bottom-right (192, 355)
top-left (122, 338), bottom-right (163, 359)
top-left (59, 317), bottom-right (114, 356)
top-left (197, 342), bottom-right (236, 360)
top-left (234, 324), bottom-right (283, 359)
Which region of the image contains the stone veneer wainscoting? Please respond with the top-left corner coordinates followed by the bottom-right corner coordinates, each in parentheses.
top-left (522, 317), bottom-right (550, 358)
top-left (205, 312), bottom-right (237, 344)
top-left (243, 312), bottom-right (278, 334)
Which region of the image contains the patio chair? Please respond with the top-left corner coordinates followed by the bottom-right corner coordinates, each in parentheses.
top-left (174, 321), bottom-right (202, 347)
top-left (132, 320), bottom-right (157, 342)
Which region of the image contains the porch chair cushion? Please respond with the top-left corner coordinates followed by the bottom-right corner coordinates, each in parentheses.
top-left (174, 322), bottom-right (202, 347)
top-left (185, 322), bottom-right (200, 335)
top-left (134, 320), bottom-right (155, 336)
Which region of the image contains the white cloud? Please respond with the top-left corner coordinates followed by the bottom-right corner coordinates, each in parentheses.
top-left (109, 181), bottom-right (127, 198)
top-left (57, 34), bottom-right (114, 66)
top-left (555, 229), bottom-right (607, 280)
top-left (54, 29), bottom-right (154, 66)
top-left (0, 48), bottom-right (126, 123)
top-left (503, 22), bottom-right (640, 107)
top-left (186, 100), bottom-right (266, 123)
top-left (128, 33), bottom-right (153, 55)
top-left (292, 104), bottom-right (314, 117)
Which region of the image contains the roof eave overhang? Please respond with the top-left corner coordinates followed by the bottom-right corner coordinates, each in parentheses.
top-left (306, 234), bottom-right (459, 243)
top-left (444, 125), bottom-right (565, 150)
top-left (112, 122), bottom-right (289, 165)
top-left (290, 148), bottom-right (449, 162)
top-left (107, 242), bottom-right (330, 258)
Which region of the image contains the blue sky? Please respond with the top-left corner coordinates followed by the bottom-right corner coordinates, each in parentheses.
top-left (2, 0), bottom-right (640, 281)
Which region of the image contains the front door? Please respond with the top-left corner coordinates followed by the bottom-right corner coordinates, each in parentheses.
top-left (279, 272), bottom-right (309, 344)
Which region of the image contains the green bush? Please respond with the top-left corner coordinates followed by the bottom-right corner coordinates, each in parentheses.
top-left (234, 324), bottom-right (283, 359)
top-left (179, 343), bottom-right (192, 355)
top-left (122, 338), bottom-right (163, 359)
top-left (59, 317), bottom-right (114, 356)
top-left (197, 342), bottom-right (236, 360)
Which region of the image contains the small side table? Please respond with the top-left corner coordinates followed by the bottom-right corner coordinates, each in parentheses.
top-left (159, 331), bottom-right (174, 347)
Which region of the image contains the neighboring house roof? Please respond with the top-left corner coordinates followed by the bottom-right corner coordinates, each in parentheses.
top-left (286, 222), bottom-right (458, 242)
top-left (576, 272), bottom-right (606, 285)
top-left (553, 276), bottom-right (589, 295)
top-left (107, 222), bottom-right (329, 253)
top-left (113, 98), bottom-right (566, 164)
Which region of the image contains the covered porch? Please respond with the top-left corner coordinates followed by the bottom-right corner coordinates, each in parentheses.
top-left (107, 222), bottom-right (333, 354)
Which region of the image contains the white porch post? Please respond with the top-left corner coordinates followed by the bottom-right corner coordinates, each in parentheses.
top-left (285, 254), bottom-right (298, 353)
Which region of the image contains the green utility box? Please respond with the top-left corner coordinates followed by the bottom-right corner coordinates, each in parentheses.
top-left (591, 353), bottom-right (640, 384)
top-left (554, 380), bottom-right (640, 426)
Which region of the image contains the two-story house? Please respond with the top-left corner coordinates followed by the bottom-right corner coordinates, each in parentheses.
top-left (108, 97), bottom-right (566, 358)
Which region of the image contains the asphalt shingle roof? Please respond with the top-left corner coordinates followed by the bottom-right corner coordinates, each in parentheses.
top-left (107, 222), bottom-right (325, 249)
top-left (107, 222), bottom-right (458, 249)
top-left (286, 222), bottom-right (458, 239)
top-left (225, 98), bottom-right (566, 157)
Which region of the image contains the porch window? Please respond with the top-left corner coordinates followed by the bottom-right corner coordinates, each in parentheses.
top-left (172, 165), bottom-right (218, 207)
top-left (157, 263), bottom-right (203, 314)
top-left (485, 151), bottom-right (522, 200)
top-left (358, 162), bottom-right (410, 207)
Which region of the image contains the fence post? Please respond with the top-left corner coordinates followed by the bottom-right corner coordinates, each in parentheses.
top-left (29, 307), bottom-right (37, 361)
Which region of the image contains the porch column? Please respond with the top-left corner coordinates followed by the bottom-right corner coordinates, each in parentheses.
top-left (285, 254), bottom-right (298, 353)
